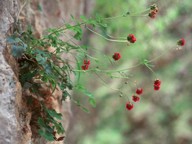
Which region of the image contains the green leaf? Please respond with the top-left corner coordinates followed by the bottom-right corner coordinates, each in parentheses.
top-left (54, 122), bottom-right (65, 134)
top-left (62, 90), bottom-right (70, 101)
top-left (46, 109), bottom-right (62, 120)
top-left (49, 78), bottom-right (56, 92)
top-left (80, 15), bottom-right (97, 27)
top-left (73, 26), bottom-right (83, 40)
top-left (41, 74), bottom-right (49, 83)
top-left (80, 15), bottom-right (88, 22)
top-left (44, 63), bottom-right (52, 74)
top-left (75, 84), bottom-right (94, 98)
top-left (38, 129), bottom-right (55, 141)
top-left (35, 54), bottom-right (47, 65)
top-left (20, 70), bottom-right (38, 85)
top-left (95, 14), bottom-right (102, 22)
top-left (81, 106), bottom-right (90, 113)
top-left (11, 45), bottom-right (26, 58)
top-left (89, 98), bottom-right (96, 107)
top-left (7, 36), bottom-right (21, 44)
top-left (37, 117), bottom-right (46, 127)
top-left (66, 23), bottom-right (82, 40)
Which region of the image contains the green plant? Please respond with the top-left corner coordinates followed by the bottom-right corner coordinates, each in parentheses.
top-left (6, 3), bottom-right (185, 141)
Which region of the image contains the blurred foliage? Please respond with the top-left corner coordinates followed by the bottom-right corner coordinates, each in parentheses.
top-left (66, 0), bottom-right (192, 144)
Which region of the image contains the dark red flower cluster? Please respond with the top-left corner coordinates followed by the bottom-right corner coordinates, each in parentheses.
top-left (149, 4), bottom-right (158, 19)
top-left (126, 102), bottom-right (134, 110)
top-left (136, 88), bottom-right (143, 95)
top-left (81, 60), bottom-right (90, 70)
top-left (126, 87), bottom-right (143, 111)
top-left (112, 52), bottom-right (121, 61)
top-left (132, 95), bottom-right (140, 102)
top-left (154, 79), bottom-right (161, 90)
top-left (177, 38), bottom-right (185, 46)
top-left (127, 34), bottom-right (137, 43)
top-left (131, 88), bottom-right (143, 103)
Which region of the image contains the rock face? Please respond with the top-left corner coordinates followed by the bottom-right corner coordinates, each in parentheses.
top-left (0, 0), bottom-right (26, 144)
top-left (0, 0), bottom-right (93, 143)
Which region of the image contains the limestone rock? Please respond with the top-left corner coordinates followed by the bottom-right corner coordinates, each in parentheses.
top-left (0, 0), bottom-right (32, 144)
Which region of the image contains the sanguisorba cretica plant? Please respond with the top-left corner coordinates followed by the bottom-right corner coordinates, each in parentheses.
top-left (7, 3), bottom-right (186, 141)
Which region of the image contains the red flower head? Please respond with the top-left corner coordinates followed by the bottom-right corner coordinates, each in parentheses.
top-left (149, 4), bottom-right (158, 19)
top-left (177, 38), bottom-right (185, 46)
top-left (81, 59), bottom-right (90, 70)
top-left (84, 60), bottom-right (90, 66)
top-left (149, 10), bottom-right (157, 19)
top-left (126, 102), bottom-right (134, 111)
top-left (127, 34), bottom-right (137, 43)
top-left (136, 88), bottom-right (143, 95)
top-left (154, 79), bottom-right (161, 86)
top-left (132, 95), bottom-right (140, 102)
top-left (154, 79), bottom-right (161, 91)
top-left (112, 52), bottom-right (121, 61)
top-left (81, 64), bottom-right (89, 70)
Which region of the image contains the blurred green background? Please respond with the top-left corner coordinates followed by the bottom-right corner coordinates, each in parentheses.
top-left (66, 0), bottom-right (192, 144)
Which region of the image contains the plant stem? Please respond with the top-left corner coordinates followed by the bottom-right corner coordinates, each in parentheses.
top-left (94, 72), bottom-right (121, 92)
top-left (86, 27), bottom-right (127, 43)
